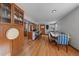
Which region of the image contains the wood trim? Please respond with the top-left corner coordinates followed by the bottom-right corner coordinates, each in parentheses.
top-left (11, 3), bottom-right (14, 24)
top-left (69, 44), bottom-right (79, 52)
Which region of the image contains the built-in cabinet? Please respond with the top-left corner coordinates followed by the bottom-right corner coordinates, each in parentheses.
top-left (0, 3), bottom-right (24, 55)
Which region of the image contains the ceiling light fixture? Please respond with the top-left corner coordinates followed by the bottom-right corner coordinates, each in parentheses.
top-left (52, 9), bottom-right (56, 13)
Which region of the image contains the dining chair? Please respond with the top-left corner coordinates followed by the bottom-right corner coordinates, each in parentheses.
top-left (55, 32), bottom-right (69, 52)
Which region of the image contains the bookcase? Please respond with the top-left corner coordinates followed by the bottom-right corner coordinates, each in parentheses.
top-left (0, 3), bottom-right (24, 55)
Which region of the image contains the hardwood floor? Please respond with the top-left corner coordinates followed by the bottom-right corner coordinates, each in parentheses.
top-left (19, 35), bottom-right (79, 56)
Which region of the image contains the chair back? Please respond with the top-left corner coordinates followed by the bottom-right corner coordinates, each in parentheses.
top-left (57, 33), bottom-right (69, 45)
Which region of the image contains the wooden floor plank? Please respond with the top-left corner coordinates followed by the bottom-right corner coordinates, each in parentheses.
top-left (19, 35), bottom-right (79, 56)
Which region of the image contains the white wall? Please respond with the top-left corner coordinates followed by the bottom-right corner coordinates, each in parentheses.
top-left (57, 6), bottom-right (79, 50)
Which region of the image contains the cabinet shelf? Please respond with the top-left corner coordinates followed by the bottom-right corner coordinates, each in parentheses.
top-left (2, 17), bottom-right (11, 23)
top-left (14, 5), bottom-right (24, 25)
top-left (14, 19), bottom-right (23, 24)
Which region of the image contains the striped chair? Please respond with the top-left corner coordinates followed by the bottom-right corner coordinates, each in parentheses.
top-left (55, 32), bottom-right (69, 52)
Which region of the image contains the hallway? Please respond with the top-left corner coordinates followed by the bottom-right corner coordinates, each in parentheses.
top-left (19, 35), bottom-right (79, 56)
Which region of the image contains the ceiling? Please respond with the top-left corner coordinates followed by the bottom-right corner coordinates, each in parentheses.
top-left (16, 3), bottom-right (79, 24)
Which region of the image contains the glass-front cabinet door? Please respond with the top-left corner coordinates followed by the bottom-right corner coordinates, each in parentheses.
top-left (0, 3), bottom-right (24, 24)
top-left (1, 3), bottom-right (11, 23)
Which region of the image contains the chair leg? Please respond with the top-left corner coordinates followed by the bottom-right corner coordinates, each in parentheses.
top-left (49, 39), bottom-right (50, 42)
top-left (58, 45), bottom-right (59, 51)
top-left (55, 41), bottom-right (57, 45)
top-left (66, 45), bottom-right (68, 52)
top-left (48, 35), bottom-right (49, 40)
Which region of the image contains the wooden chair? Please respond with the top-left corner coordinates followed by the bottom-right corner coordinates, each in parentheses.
top-left (55, 33), bottom-right (69, 52)
top-left (48, 32), bottom-right (57, 44)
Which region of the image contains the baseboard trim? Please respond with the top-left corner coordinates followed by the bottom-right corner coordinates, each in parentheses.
top-left (69, 44), bottom-right (79, 52)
